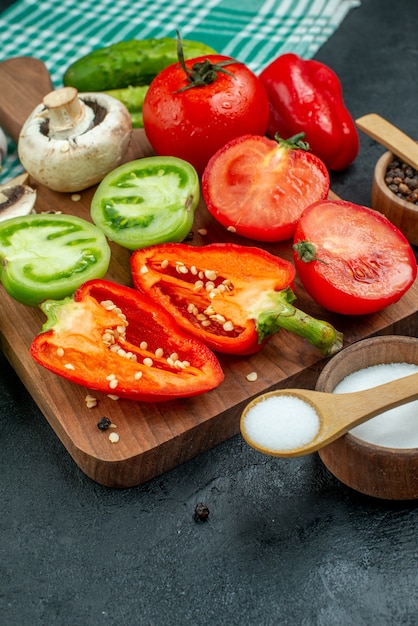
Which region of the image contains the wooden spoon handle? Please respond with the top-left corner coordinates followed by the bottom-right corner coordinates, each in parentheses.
top-left (0, 57), bottom-right (54, 142)
top-left (356, 113), bottom-right (418, 170)
top-left (271, 371), bottom-right (418, 457)
top-left (317, 370), bottom-right (418, 442)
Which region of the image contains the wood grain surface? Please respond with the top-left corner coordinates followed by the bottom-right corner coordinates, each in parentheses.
top-left (0, 57), bottom-right (417, 487)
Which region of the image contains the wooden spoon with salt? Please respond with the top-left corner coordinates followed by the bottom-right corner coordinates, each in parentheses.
top-left (240, 371), bottom-right (418, 458)
top-left (356, 113), bottom-right (418, 170)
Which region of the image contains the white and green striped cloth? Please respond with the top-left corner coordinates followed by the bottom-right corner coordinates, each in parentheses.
top-left (0, 0), bottom-right (360, 184)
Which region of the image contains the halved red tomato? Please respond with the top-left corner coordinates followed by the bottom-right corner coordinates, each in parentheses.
top-left (201, 134), bottom-right (330, 242)
top-left (293, 199), bottom-right (417, 315)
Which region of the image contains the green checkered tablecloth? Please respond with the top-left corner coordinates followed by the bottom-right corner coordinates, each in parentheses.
top-left (0, 0), bottom-right (360, 184)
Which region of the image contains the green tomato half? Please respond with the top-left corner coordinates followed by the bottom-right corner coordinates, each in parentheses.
top-left (0, 213), bottom-right (111, 307)
top-left (90, 156), bottom-right (200, 250)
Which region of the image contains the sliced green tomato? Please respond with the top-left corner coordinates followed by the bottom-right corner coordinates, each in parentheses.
top-left (90, 156), bottom-right (200, 250)
top-left (0, 213), bottom-right (111, 307)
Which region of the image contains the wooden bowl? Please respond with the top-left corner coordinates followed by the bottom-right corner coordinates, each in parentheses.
top-left (372, 149), bottom-right (418, 245)
top-left (315, 335), bottom-right (418, 500)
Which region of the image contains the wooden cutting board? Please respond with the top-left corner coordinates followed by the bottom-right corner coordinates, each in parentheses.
top-left (0, 57), bottom-right (417, 488)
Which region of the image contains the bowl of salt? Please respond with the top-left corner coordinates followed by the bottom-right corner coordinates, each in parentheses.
top-left (315, 335), bottom-right (418, 500)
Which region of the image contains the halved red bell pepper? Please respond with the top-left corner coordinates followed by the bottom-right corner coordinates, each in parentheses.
top-left (130, 242), bottom-right (343, 356)
top-left (30, 279), bottom-right (224, 401)
top-left (259, 53), bottom-right (359, 171)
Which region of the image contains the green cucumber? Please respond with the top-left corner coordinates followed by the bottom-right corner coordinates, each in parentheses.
top-left (63, 37), bottom-right (217, 92)
top-left (104, 85), bottom-right (148, 128)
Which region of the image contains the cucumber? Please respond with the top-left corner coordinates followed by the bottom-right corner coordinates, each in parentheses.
top-left (63, 38), bottom-right (217, 92)
top-left (104, 85), bottom-right (148, 128)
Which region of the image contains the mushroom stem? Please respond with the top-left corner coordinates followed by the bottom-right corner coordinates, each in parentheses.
top-left (43, 87), bottom-right (94, 139)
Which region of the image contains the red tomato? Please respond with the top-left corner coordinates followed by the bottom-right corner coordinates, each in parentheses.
top-left (293, 199), bottom-right (417, 315)
top-left (202, 134), bottom-right (330, 242)
top-left (142, 55), bottom-right (270, 175)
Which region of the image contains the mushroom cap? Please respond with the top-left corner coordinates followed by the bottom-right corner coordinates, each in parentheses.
top-left (18, 92), bottom-right (133, 193)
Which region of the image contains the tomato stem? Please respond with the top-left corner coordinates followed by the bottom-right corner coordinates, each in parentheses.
top-left (274, 132), bottom-right (310, 152)
top-left (252, 287), bottom-right (342, 356)
top-left (293, 240), bottom-right (329, 265)
top-left (175, 29), bottom-right (237, 92)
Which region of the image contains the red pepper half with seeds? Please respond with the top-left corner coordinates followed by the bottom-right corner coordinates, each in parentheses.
top-left (131, 242), bottom-right (343, 356)
top-left (259, 53), bottom-right (359, 171)
top-left (30, 279), bottom-right (224, 401)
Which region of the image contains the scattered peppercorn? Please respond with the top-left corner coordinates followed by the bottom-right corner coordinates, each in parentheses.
top-left (385, 159), bottom-right (418, 205)
top-left (193, 502), bottom-right (210, 522)
top-left (97, 416), bottom-right (112, 431)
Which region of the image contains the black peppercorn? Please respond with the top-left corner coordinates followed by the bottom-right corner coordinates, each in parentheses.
top-left (97, 417), bottom-right (112, 431)
top-left (385, 159), bottom-right (418, 204)
top-left (193, 502), bottom-right (210, 522)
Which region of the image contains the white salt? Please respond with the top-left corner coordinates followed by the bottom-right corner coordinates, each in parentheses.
top-left (333, 362), bottom-right (418, 449)
top-left (242, 394), bottom-right (320, 452)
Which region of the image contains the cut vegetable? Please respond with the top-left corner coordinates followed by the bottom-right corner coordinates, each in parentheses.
top-left (90, 157), bottom-right (199, 250)
top-left (131, 242), bottom-right (343, 356)
top-left (30, 279), bottom-right (224, 401)
top-left (0, 213), bottom-right (111, 306)
top-left (293, 199), bottom-right (417, 315)
top-left (202, 133), bottom-right (330, 242)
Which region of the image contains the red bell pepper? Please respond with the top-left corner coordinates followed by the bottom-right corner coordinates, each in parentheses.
top-left (130, 242), bottom-right (343, 356)
top-left (30, 279), bottom-right (224, 401)
top-left (259, 53), bottom-right (359, 171)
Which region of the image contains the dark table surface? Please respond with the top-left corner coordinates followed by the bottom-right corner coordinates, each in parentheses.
top-left (1, 1), bottom-right (418, 624)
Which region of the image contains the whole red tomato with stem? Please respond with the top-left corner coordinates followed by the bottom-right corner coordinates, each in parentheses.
top-left (293, 199), bottom-right (417, 315)
top-left (142, 46), bottom-right (270, 175)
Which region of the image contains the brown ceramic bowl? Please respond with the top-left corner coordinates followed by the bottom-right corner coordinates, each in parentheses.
top-left (372, 149), bottom-right (418, 246)
top-left (316, 335), bottom-right (418, 500)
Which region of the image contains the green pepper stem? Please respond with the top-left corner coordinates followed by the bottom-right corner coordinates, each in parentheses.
top-left (252, 287), bottom-right (343, 356)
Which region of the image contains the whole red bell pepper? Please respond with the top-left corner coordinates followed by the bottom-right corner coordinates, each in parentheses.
top-left (259, 53), bottom-right (359, 171)
top-left (130, 242), bottom-right (343, 356)
top-left (30, 279), bottom-right (224, 401)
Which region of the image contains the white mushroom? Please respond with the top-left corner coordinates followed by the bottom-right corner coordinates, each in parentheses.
top-left (0, 173), bottom-right (37, 221)
top-left (0, 127), bottom-right (7, 168)
top-left (17, 87), bottom-right (132, 193)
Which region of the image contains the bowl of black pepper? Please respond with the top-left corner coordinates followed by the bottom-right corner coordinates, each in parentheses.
top-left (372, 149), bottom-right (418, 246)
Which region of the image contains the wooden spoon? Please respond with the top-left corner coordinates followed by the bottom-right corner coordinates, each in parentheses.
top-left (356, 113), bottom-right (418, 170)
top-left (240, 371), bottom-right (418, 457)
